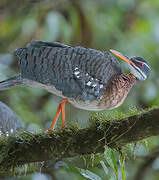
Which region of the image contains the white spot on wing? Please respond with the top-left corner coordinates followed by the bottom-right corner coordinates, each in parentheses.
top-left (92, 84), bottom-right (96, 87)
top-left (100, 84), bottom-right (103, 88)
top-left (87, 81), bottom-right (92, 86)
top-left (74, 67), bottom-right (80, 78)
top-left (74, 71), bottom-right (80, 75)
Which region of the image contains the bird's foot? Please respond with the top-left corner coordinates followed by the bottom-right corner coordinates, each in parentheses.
top-left (45, 128), bottom-right (54, 133)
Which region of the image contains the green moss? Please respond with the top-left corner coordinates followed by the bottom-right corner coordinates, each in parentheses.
top-left (0, 106), bottom-right (158, 177)
top-left (89, 105), bottom-right (157, 128)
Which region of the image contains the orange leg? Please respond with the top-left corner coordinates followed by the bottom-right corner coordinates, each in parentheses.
top-left (49, 104), bottom-right (61, 130)
top-left (47, 98), bottom-right (68, 131)
top-left (61, 99), bottom-right (68, 128)
top-left (61, 102), bottom-right (66, 128)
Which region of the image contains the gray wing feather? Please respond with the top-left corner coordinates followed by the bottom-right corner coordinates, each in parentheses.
top-left (14, 40), bottom-right (122, 101)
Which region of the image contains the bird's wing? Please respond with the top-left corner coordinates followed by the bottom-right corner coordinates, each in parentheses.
top-left (15, 40), bottom-right (122, 101)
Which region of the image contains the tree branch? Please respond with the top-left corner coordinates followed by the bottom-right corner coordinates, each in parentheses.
top-left (0, 107), bottom-right (159, 176)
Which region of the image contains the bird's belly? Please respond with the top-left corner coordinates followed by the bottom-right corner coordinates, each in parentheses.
top-left (24, 79), bottom-right (124, 111)
top-left (69, 99), bottom-right (104, 111)
top-left (24, 79), bottom-right (66, 98)
top-left (24, 79), bottom-right (104, 111)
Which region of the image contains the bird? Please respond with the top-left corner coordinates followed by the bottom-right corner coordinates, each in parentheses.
top-left (0, 40), bottom-right (150, 131)
top-left (0, 101), bottom-right (22, 134)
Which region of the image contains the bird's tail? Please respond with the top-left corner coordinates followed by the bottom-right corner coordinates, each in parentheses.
top-left (0, 75), bottom-right (23, 90)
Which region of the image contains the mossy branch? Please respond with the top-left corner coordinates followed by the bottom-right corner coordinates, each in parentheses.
top-left (0, 107), bottom-right (159, 175)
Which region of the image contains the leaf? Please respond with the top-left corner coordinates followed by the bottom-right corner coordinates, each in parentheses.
top-left (100, 160), bottom-right (109, 175)
top-left (104, 147), bottom-right (118, 171)
top-left (78, 168), bottom-right (102, 180)
top-left (104, 147), bottom-right (118, 178)
top-left (119, 155), bottom-right (126, 180)
top-left (100, 160), bottom-right (110, 180)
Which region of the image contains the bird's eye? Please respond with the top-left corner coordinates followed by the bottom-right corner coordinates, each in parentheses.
top-left (138, 62), bottom-right (143, 67)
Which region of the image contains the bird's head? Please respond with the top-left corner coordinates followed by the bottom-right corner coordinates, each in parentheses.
top-left (110, 49), bottom-right (150, 81)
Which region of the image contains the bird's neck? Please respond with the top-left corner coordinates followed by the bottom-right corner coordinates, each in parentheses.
top-left (98, 73), bottom-right (137, 109)
top-left (109, 73), bottom-right (137, 89)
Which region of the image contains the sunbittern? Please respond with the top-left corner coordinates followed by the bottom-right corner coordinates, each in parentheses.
top-left (0, 40), bottom-right (150, 130)
top-left (0, 101), bottom-right (22, 134)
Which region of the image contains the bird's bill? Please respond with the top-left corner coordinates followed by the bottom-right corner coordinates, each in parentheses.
top-left (110, 49), bottom-right (135, 66)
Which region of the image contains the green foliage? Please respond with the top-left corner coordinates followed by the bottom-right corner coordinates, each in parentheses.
top-left (65, 147), bottom-right (126, 180)
top-left (103, 146), bottom-right (126, 180)
top-left (104, 147), bottom-right (119, 178)
top-left (78, 168), bottom-right (102, 180)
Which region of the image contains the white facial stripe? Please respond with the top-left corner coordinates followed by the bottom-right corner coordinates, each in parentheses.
top-left (134, 65), bottom-right (147, 79)
top-left (143, 62), bottom-right (150, 69)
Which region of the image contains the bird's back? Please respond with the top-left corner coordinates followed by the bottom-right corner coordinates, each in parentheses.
top-left (14, 40), bottom-right (122, 101)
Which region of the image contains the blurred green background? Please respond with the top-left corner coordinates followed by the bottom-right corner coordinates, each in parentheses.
top-left (0, 0), bottom-right (159, 179)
